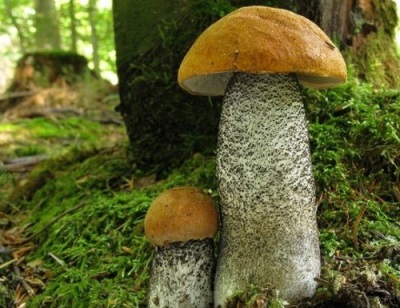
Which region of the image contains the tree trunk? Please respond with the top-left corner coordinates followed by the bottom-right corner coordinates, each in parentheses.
top-left (113, 0), bottom-right (399, 170)
top-left (34, 0), bottom-right (61, 50)
top-left (113, 0), bottom-right (233, 170)
top-left (1, 52), bottom-right (91, 112)
top-left (293, 0), bottom-right (399, 87)
top-left (317, 0), bottom-right (354, 44)
top-left (88, 0), bottom-right (100, 75)
top-left (69, 0), bottom-right (78, 53)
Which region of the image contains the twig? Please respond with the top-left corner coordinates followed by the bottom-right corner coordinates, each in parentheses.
top-left (8, 107), bottom-right (84, 120)
top-left (48, 252), bottom-right (67, 270)
top-left (96, 117), bottom-right (124, 125)
top-left (14, 262), bottom-right (35, 296)
top-left (1, 155), bottom-right (48, 173)
top-left (3, 154), bottom-right (48, 168)
top-left (393, 185), bottom-right (400, 202)
top-left (23, 201), bottom-right (86, 243)
top-left (4, 155), bottom-right (48, 165)
top-left (12, 244), bottom-right (36, 260)
top-left (386, 272), bottom-right (400, 284)
top-left (0, 90), bottom-right (38, 101)
top-left (353, 202), bottom-right (368, 252)
top-left (3, 201), bottom-right (86, 245)
top-left (0, 257), bottom-right (18, 270)
top-left (47, 107), bottom-right (84, 116)
top-left (361, 291), bottom-right (370, 308)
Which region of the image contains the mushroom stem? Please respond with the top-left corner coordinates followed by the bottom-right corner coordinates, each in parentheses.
top-left (214, 73), bottom-right (320, 305)
top-left (148, 239), bottom-right (215, 307)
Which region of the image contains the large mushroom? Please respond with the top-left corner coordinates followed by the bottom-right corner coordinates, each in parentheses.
top-left (178, 6), bottom-right (346, 306)
top-left (144, 186), bottom-right (219, 307)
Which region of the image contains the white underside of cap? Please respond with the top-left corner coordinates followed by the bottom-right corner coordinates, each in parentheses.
top-left (181, 72), bottom-right (344, 96)
top-left (181, 72), bottom-right (233, 96)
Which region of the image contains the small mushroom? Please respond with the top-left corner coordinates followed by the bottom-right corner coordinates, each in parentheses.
top-left (144, 186), bottom-right (219, 307)
top-left (178, 6), bottom-right (346, 306)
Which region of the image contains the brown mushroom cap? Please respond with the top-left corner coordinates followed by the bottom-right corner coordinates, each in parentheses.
top-left (144, 187), bottom-right (218, 247)
top-left (178, 6), bottom-right (347, 96)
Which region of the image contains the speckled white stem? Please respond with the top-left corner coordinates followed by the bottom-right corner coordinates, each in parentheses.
top-left (148, 239), bottom-right (215, 308)
top-left (214, 73), bottom-right (320, 306)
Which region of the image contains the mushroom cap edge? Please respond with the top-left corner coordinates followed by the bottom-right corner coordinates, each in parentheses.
top-left (178, 5), bottom-right (347, 96)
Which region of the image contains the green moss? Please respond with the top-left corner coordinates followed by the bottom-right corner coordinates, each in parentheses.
top-left (372, 0), bottom-right (398, 36)
top-left (347, 29), bottom-right (400, 88)
top-left (301, 74), bottom-right (399, 305)
top-left (27, 192), bottom-right (153, 307)
top-left (11, 146), bottom-right (216, 307)
top-left (0, 117), bottom-right (122, 160)
top-left (4, 73), bottom-right (400, 306)
top-left (348, 0), bottom-right (400, 88)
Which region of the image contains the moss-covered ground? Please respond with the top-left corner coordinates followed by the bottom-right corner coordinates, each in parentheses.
top-left (1, 72), bottom-right (399, 307)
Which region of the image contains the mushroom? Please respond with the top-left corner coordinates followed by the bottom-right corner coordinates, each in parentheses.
top-left (177, 6), bottom-right (346, 306)
top-left (144, 186), bottom-right (219, 307)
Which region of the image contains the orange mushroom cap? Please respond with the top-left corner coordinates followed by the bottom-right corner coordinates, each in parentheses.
top-left (178, 6), bottom-right (347, 96)
top-left (144, 187), bottom-right (219, 247)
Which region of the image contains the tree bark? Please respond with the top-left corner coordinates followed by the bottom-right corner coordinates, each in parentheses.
top-left (34, 0), bottom-right (61, 50)
top-left (88, 0), bottom-right (100, 75)
top-left (296, 0), bottom-right (399, 87)
top-left (317, 0), bottom-right (354, 45)
top-left (113, 0), bottom-right (232, 169)
top-left (69, 0), bottom-right (78, 53)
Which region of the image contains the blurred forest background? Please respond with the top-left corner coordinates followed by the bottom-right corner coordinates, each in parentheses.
top-left (0, 0), bottom-right (115, 94)
top-left (0, 0), bottom-right (399, 307)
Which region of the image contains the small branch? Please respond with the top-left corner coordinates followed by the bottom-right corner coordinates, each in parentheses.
top-left (23, 201), bottom-right (86, 243)
top-left (14, 262), bottom-right (35, 296)
top-left (96, 117), bottom-right (124, 125)
top-left (353, 202), bottom-right (368, 252)
top-left (12, 201), bottom-right (86, 245)
top-left (361, 291), bottom-right (370, 308)
top-left (0, 257), bottom-right (18, 270)
top-left (49, 107), bottom-right (84, 116)
top-left (48, 252), bottom-right (67, 269)
top-left (0, 91), bottom-right (38, 102)
top-left (12, 244), bottom-right (36, 260)
top-left (2, 154), bottom-right (48, 172)
top-left (393, 185), bottom-right (400, 202)
top-left (4, 154), bottom-right (48, 165)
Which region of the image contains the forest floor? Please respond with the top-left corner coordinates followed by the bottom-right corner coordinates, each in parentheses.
top-left (0, 76), bottom-right (399, 307)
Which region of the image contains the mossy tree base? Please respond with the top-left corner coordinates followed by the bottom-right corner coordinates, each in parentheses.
top-left (113, 0), bottom-right (400, 171)
top-left (1, 52), bottom-right (94, 113)
top-left (1, 72), bottom-right (400, 306)
top-left (8, 52), bottom-right (91, 92)
top-left (113, 0), bottom-right (235, 170)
